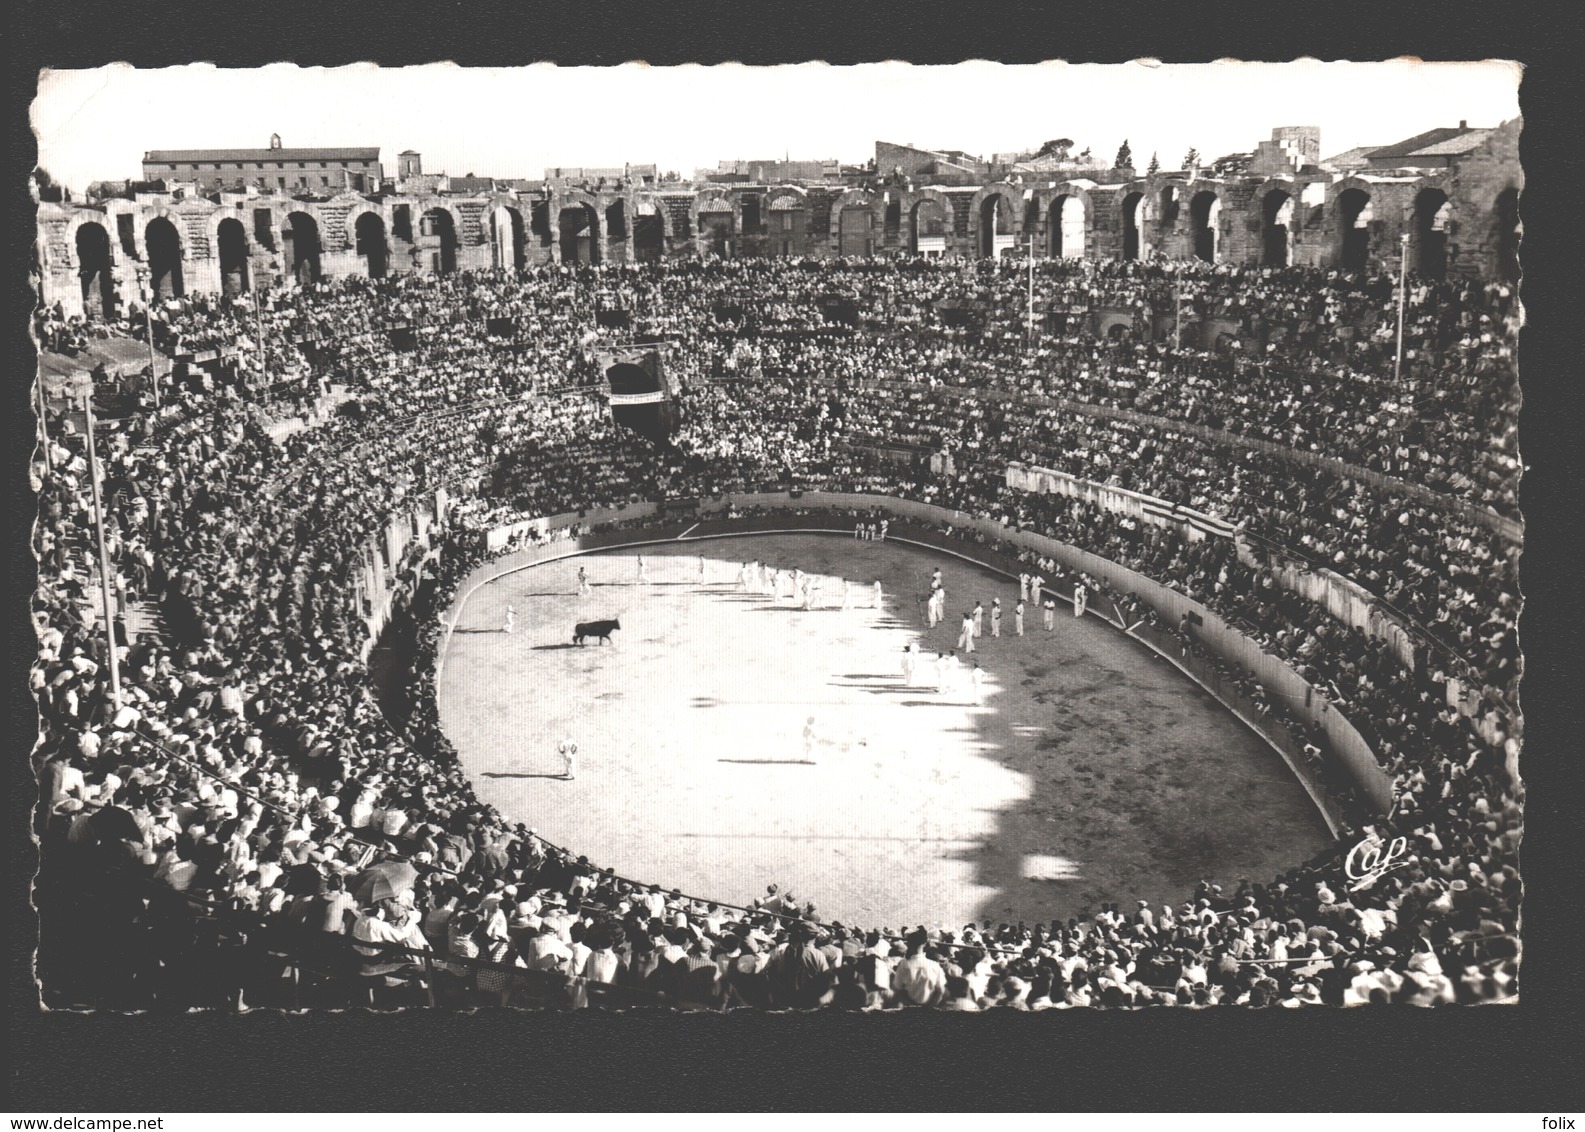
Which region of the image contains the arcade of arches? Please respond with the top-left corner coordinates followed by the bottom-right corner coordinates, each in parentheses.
top-left (35, 120), bottom-right (1522, 321)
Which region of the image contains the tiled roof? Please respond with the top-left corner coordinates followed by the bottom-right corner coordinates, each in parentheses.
top-left (1325, 127), bottom-right (1489, 169)
top-left (144, 147), bottom-right (380, 163)
top-left (1408, 130), bottom-right (1494, 156)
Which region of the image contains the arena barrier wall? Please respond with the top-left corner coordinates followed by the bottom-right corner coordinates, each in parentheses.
top-left (690, 492), bottom-right (1390, 819)
top-left (453, 492), bottom-right (1392, 823)
top-left (1005, 461), bottom-right (1418, 671)
top-left (841, 375), bottom-right (1522, 544)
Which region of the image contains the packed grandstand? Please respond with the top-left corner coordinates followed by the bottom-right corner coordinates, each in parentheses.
top-left (32, 253), bottom-right (1521, 1010)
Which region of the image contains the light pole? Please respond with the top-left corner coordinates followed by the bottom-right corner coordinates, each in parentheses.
top-left (35, 374), bottom-right (53, 474)
top-left (144, 298), bottom-right (160, 411)
top-left (1026, 231), bottom-right (1035, 348)
top-left (1393, 232), bottom-right (1410, 445)
top-left (252, 285), bottom-right (267, 392)
top-left (82, 392), bottom-right (123, 706)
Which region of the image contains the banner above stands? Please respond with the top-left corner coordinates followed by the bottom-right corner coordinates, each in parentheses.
top-left (1005, 461), bottom-right (1238, 541)
top-left (607, 390), bottom-right (668, 406)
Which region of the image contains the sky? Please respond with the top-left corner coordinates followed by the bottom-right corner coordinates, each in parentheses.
top-left (33, 60), bottom-right (1522, 194)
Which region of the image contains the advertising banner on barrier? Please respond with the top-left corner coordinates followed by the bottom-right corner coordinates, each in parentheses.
top-left (1006, 462), bottom-right (1238, 541)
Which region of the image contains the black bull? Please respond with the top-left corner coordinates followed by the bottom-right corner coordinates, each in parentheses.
top-left (573, 618), bottom-right (621, 645)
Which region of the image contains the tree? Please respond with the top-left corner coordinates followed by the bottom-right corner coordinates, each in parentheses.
top-left (1077, 146), bottom-right (1093, 164)
top-left (31, 167), bottom-right (65, 203)
top-left (1184, 147), bottom-right (1201, 170)
top-left (1147, 152), bottom-right (1160, 175)
top-left (1039, 138), bottom-right (1074, 159)
top-left (1209, 152), bottom-right (1252, 177)
top-left (1114, 140), bottom-right (1133, 170)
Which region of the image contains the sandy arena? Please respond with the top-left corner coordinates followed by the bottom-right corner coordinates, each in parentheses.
top-left (436, 533), bottom-right (1332, 929)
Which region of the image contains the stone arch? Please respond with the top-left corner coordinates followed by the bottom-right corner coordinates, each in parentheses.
top-left (1410, 186), bottom-right (1452, 281)
top-left (99, 200), bottom-right (144, 261)
top-left (1154, 179), bottom-right (1186, 234)
top-left (555, 189), bottom-right (602, 265)
top-left (763, 185), bottom-right (808, 210)
top-left (969, 183), bottom-right (1021, 257)
top-left (605, 198), bottom-right (628, 243)
top-left (143, 214), bottom-right (185, 299)
top-left (632, 194), bottom-right (672, 262)
top-left (340, 201), bottom-right (387, 252)
top-left (62, 210), bottom-right (117, 266)
top-left (1494, 186), bottom-right (1520, 283)
top-left (1259, 182), bottom-right (1296, 267)
top-left (1096, 310), bottom-right (1134, 339)
top-left (827, 189), bottom-right (881, 238)
top-left (282, 210), bottom-right (323, 284)
top-left (1333, 180), bottom-right (1374, 273)
top-left (355, 211), bottom-right (391, 278)
top-left (72, 219), bottom-right (116, 319)
top-left (633, 192), bottom-right (677, 240)
top-left (690, 189), bottom-right (737, 257)
top-left (1023, 194), bottom-right (1043, 249)
top-left (483, 198), bottom-right (526, 273)
top-left (418, 204), bottom-right (460, 274)
top-left (1042, 184), bottom-right (1094, 259)
top-left (891, 187), bottom-right (953, 256)
top-left (763, 186), bottom-right (809, 257)
top-left (1121, 190), bottom-right (1147, 261)
top-left (414, 198), bottom-right (465, 245)
top-left (831, 189), bottom-right (881, 256)
top-left (1188, 188), bottom-right (1222, 263)
top-left (1046, 192), bottom-right (1088, 259)
top-left (215, 216), bottom-right (251, 295)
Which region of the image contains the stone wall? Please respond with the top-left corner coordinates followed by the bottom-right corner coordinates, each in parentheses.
top-left (38, 129), bottom-right (1522, 319)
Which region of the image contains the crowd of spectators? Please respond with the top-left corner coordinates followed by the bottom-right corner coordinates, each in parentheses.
top-left (32, 255), bottom-right (1520, 1009)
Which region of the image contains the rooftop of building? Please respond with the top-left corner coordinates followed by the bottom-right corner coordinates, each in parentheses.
top-left (143, 147), bottom-right (380, 163)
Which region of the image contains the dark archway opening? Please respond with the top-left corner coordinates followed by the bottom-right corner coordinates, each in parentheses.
top-left (911, 200), bottom-right (947, 256)
top-left (145, 217), bottom-right (184, 300)
top-left (1338, 188), bottom-right (1372, 273)
top-left (1263, 189), bottom-right (1294, 267)
top-left (1495, 187), bottom-right (1520, 283)
top-left (421, 209), bottom-right (458, 274)
top-left (216, 217), bottom-right (250, 296)
top-left (698, 211), bottom-right (733, 258)
top-left (839, 206), bottom-right (874, 257)
top-left (530, 203), bottom-right (553, 250)
top-left (1157, 186), bottom-right (1180, 235)
top-left (356, 212), bottom-right (389, 279)
top-left (1412, 188), bottom-right (1450, 281)
top-left (605, 201), bottom-right (628, 245)
top-left (500, 208), bottom-right (526, 272)
top-left (883, 199), bottom-right (902, 249)
top-left (634, 210), bottom-right (665, 262)
top-left (1121, 192), bottom-right (1144, 261)
top-left (606, 359), bottom-right (674, 444)
top-left (74, 222), bottom-right (115, 319)
top-left (1190, 190), bottom-right (1219, 263)
top-left (979, 194), bottom-right (1010, 257)
top-left (559, 205), bottom-right (600, 264)
top-left (284, 212), bottom-right (322, 284)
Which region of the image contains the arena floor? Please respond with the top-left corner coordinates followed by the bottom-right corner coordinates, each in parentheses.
top-left (436, 533), bottom-right (1333, 930)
